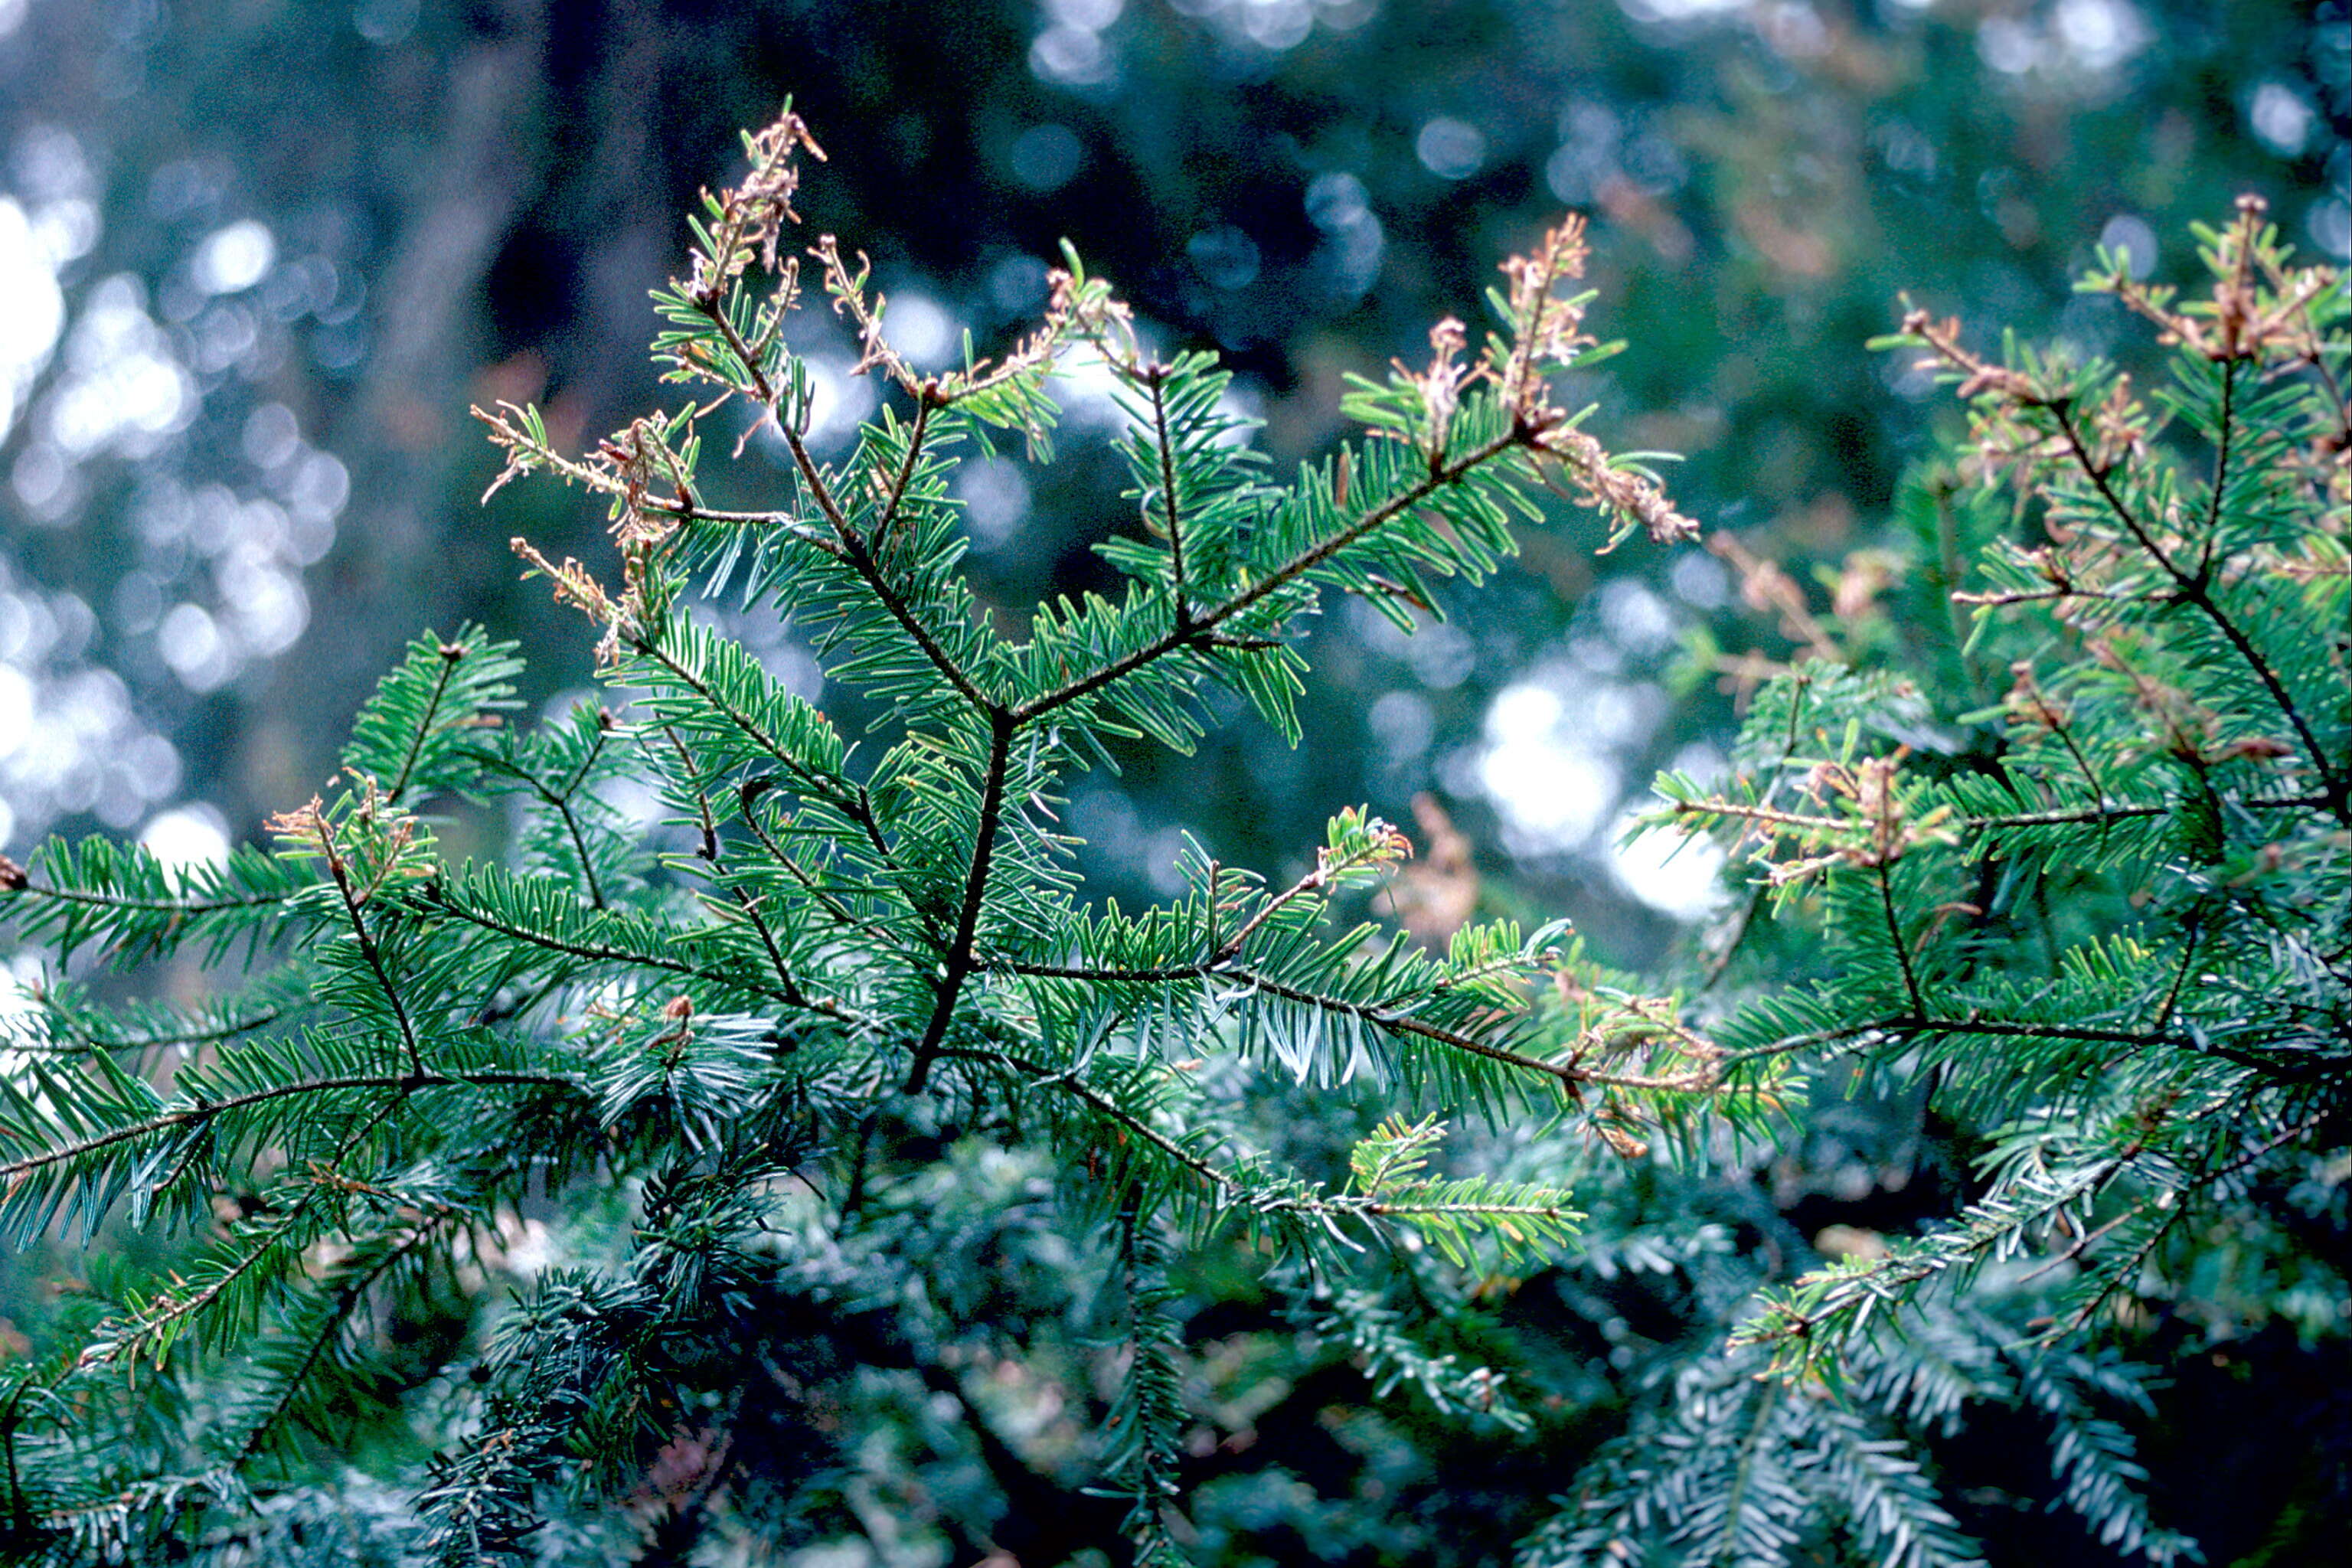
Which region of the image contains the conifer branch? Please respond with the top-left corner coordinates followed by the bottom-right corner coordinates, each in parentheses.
top-left (627, 634), bottom-right (871, 822)
top-left (1001, 959), bottom-right (1708, 1096)
top-left (385, 647), bottom-right (461, 805)
top-left (0, 1071), bottom-right (574, 1186)
top-left (47, 109), bottom-right (2322, 1565)
top-left (16, 995), bottom-right (296, 1057)
top-left (2047, 404), bottom-right (2346, 821)
top-left (1144, 365), bottom-right (1188, 622)
top-left (1672, 790), bottom-right (2328, 836)
top-left (423, 884), bottom-right (861, 1027)
top-left (3, 879), bottom-right (286, 920)
top-left (2194, 357), bottom-right (2237, 581)
top-left (90, 1087), bottom-right (419, 1367)
top-left (738, 799), bottom-right (882, 938)
top-left (946, 1047), bottom-right (1576, 1230)
top-left (306, 808), bottom-right (424, 1076)
top-left (1012, 429), bottom-right (1526, 723)
top-left (658, 724), bottom-right (808, 1008)
top-left (905, 709), bottom-right (1017, 1093)
top-left (227, 1210), bottom-right (454, 1465)
top-left (467, 748), bottom-right (609, 911)
top-left (1878, 866), bottom-right (1929, 1018)
top-left (720, 289), bottom-right (995, 714)
top-left (871, 391), bottom-right (935, 554)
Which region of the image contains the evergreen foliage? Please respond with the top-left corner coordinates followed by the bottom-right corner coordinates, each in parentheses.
top-left (1584, 194), bottom-right (2347, 1564)
top-left (1697, 195), bottom-right (2347, 1378)
top-left (0, 113), bottom-right (2342, 1566)
top-left (0, 109), bottom-right (1707, 1563)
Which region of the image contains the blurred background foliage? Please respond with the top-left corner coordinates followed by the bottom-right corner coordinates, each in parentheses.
top-left (0, 0), bottom-right (2346, 1562)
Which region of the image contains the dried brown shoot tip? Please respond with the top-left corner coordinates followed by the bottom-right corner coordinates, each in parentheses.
top-left (598, 419), bottom-right (685, 554)
top-left (2004, 661), bottom-right (2073, 737)
top-left (973, 312), bottom-right (1071, 391)
top-left (2207, 217), bottom-right (2262, 361)
top-left (594, 421), bottom-right (657, 514)
top-left (1900, 309), bottom-right (2040, 403)
top-left (1407, 317), bottom-right (1474, 470)
top-left (1377, 793), bottom-right (1481, 947)
top-left (1761, 751), bottom-right (1952, 884)
top-left (2077, 375), bottom-right (2151, 476)
top-left (1536, 424), bottom-right (1699, 547)
top-left (690, 109), bottom-right (825, 302)
top-left (1459, 216), bottom-right (1694, 544)
top-left (510, 537), bottom-right (627, 667)
top-left (1829, 547), bottom-right (1902, 623)
top-left (1494, 214), bottom-right (1595, 416)
top-left (266, 776), bottom-right (426, 905)
top-left (1057, 271), bottom-right (1143, 365)
top-left (482, 401), bottom-right (681, 662)
top-left (0, 854), bottom-right (27, 893)
top-left (1895, 310), bottom-right (2081, 492)
top-left (1550, 975), bottom-right (1727, 1102)
top-left (815, 234), bottom-right (1091, 419)
top-left (2089, 633), bottom-right (2227, 764)
top-left (756, 260), bottom-right (1075, 449)
top-left (472, 400), bottom-right (542, 505)
top-left (1596, 1122), bottom-right (1651, 1160)
top-left (1311, 816), bottom-right (1412, 890)
top-left (1034, 266), bottom-right (1142, 430)
top-left (811, 234), bottom-right (917, 394)
top-left (1847, 753), bottom-right (1911, 868)
top-left (2077, 193), bottom-right (2337, 377)
top-left (263, 795), bottom-right (328, 848)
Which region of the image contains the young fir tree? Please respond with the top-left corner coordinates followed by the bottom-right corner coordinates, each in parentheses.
top-left (0, 109), bottom-right (1724, 1564)
top-left (0, 111), bottom-right (2343, 1566)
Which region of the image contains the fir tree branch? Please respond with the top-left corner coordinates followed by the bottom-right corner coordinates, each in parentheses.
top-left (870, 391), bottom-right (935, 554)
top-left (2047, 400), bottom-right (2347, 821)
top-left (942, 1047), bottom-right (1577, 1231)
top-left (311, 812), bottom-right (424, 1076)
top-left (0, 1071), bottom-right (573, 1185)
top-left (2151, 910), bottom-right (2202, 1035)
top-left (2056, 1107), bottom-right (2328, 1335)
top-left (2193, 356), bottom-right (2236, 581)
top-left (1736, 1159), bottom-right (2125, 1363)
top-left (466, 749), bottom-right (608, 911)
top-left (1144, 364), bottom-right (1189, 622)
top-left (1878, 865), bottom-right (1929, 1019)
top-left (229, 1210), bottom-right (456, 1464)
top-left (1012, 428), bottom-right (1527, 724)
top-left (738, 800), bottom-right (884, 939)
top-left (939, 1046), bottom-right (1232, 1194)
top-left (1670, 792), bottom-right (2328, 838)
top-left (22, 1000), bottom-right (293, 1058)
top-left (735, 309), bottom-right (995, 714)
top-left (626, 634), bottom-right (871, 824)
top-left (386, 649), bottom-right (462, 806)
top-left (1000, 959), bottom-right (1704, 1095)
top-left (1713, 1380), bottom-right (1785, 1566)
top-left (4, 879), bottom-right (287, 920)
top-left (423, 884), bottom-right (862, 1027)
top-left (905, 710), bottom-right (1017, 1093)
top-left (658, 724), bottom-right (808, 1009)
top-left (91, 1086), bottom-right (423, 1367)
